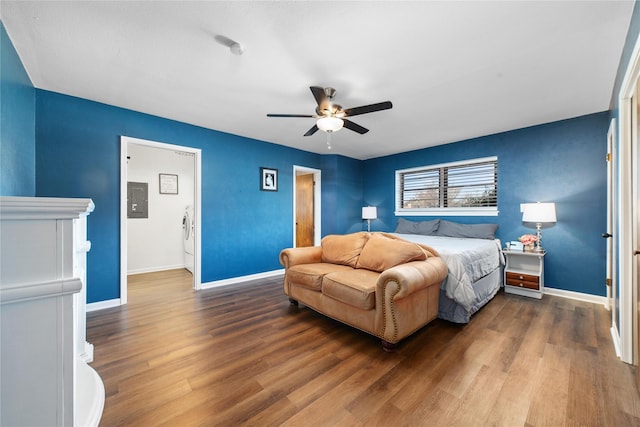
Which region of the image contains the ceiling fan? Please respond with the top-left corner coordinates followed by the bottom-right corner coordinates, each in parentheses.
top-left (267, 86), bottom-right (392, 148)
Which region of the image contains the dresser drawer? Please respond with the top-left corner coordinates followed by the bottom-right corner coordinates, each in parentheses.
top-left (506, 272), bottom-right (539, 290)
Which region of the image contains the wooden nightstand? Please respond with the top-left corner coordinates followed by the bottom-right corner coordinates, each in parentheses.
top-left (503, 250), bottom-right (545, 299)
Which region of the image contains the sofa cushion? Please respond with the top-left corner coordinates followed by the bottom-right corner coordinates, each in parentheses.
top-left (287, 263), bottom-right (353, 291)
top-left (321, 232), bottom-right (369, 268)
top-left (356, 233), bottom-right (426, 272)
top-left (322, 269), bottom-right (380, 310)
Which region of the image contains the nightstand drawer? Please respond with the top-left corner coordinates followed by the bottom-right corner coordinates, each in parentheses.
top-left (506, 271), bottom-right (539, 284)
top-left (506, 272), bottom-right (540, 290)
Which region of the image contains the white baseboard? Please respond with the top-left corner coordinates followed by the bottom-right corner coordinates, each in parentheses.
top-left (87, 298), bottom-right (121, 312)
top-left (127, 264), bottom-right (186, 275)
top-left (543, 286), bottom-right (607, 306)
top-left (200, 269), bottom-right (284, 290)
top-left (611, 323), bottom-right (622, 359)
top-left (88, 279), bottom-right (604, 311)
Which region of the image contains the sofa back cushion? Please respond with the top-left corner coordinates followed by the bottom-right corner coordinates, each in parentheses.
top-left (321, 232), bottom-right (369, 268)
top-left (356, 233), bottom-right (426, 272)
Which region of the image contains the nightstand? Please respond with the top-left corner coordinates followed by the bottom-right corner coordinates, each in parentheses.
top-left (503, 250), bottom-right (545, 299)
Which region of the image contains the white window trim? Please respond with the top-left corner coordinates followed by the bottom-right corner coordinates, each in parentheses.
top-left (395, 207), bottom-right (499, 217)
top-left (395, 156), bottom-right (499, 217)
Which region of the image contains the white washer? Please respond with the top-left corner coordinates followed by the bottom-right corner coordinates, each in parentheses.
top-left (183, 205), bottom-right (194, 273)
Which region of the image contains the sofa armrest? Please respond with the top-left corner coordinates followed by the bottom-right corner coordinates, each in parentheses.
top-left (377, 257), bottom-right (448, 299)
top-left (279, 246), bottom-right (323, 268)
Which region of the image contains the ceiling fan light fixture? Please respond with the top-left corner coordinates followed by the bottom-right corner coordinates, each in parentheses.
top-left (230, 42), bottom-right (244, 55)
top-left (317, 116), bottom-right (343, 133)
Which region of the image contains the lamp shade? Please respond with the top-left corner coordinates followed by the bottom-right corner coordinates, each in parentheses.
top-left (362, 206), bottom-right (377, 220)
top-left (317, 116), bottom-right (344, 132)
top-left (521, 202), bottom-right (556, 223)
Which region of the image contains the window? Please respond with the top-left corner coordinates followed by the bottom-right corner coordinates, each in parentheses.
top-left (395, 156), bottom-right (498, 216)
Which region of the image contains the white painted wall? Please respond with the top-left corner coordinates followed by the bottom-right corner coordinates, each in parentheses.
top-left (127, 143), bottom-right (194, 274)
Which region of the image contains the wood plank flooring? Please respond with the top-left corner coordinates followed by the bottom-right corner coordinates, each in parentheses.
top-left (87, 269), bottom-right (640, 426)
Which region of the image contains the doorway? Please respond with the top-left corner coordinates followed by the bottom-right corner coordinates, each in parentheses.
top-left (120, 136), bottom-right (202, 305)
top-left (616, 33), bottom-right (640, 366)
top-left (293, 166), bottom-right (321, 247)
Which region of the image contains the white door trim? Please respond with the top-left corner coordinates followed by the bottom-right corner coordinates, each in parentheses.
top-left (120, 136), bottom-right (202, 305)
top-left (293, 166), bottom-right (321, 247)
top-left (608, 118), bottom-right (622, 357)
top-left (616, 32), bottom-right (640, 364)
top-left (606, 118), bottom-right (616, 312)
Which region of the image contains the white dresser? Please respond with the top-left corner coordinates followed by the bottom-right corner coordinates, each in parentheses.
top-left (0, 196), bottom-right (104, 427)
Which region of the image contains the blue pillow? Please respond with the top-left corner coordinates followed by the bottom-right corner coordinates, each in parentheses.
top-left (435, 220), bottom-right (498, 240)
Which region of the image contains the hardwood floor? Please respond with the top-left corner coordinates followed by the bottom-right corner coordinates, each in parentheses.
top-left (87, 269), bottom-right (640, 426)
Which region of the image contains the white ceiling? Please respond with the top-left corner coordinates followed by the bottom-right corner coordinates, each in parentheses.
top-left (1, 1), bottom-right (634, 160)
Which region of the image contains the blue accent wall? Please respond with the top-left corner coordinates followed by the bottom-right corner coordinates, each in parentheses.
top-left (35, 90), bottom-right (341, 303)
top-left (2, 13), bottom-right (621, 302)
top-left (321, 155), bottom-right (364, 234)
top-left (0, 21), bottom-right (36, 196)
top-left (364, 112), bottom-right (610, 296)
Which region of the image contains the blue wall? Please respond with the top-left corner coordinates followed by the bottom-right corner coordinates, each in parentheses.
top-left (321, 155), bottom-right (365, 234)
top-left (35, 90), bottom-right (360, 303)
top-left (0, 17), bottom-right (617, 302)
top-left (0, 21), bottom-right (36, 196)
top-left (364, 112), bottom-right (610, 296)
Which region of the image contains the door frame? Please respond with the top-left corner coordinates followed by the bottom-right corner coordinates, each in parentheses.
top-left (293, 166), bottom-right (321, 247)
top-left (120, 136), bottom-right (202, 305)
top-left (606, 118), bottom-right (616, 313)
top-left (616, 32), bottom-right (640, 365)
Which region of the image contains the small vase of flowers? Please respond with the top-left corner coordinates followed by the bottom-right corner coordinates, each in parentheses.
top-left (519, 234), bottom-right (537, 252)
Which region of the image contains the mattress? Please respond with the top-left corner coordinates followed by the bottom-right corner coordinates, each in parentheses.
top-left (392, 233), bottom-right (504, 323)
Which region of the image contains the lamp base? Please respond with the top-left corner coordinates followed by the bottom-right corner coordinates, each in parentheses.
top-left (535, 223), bottom-right (543, 253)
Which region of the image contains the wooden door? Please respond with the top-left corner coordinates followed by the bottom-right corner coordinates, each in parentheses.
top-left (296, 174), bottom-right (314, 247)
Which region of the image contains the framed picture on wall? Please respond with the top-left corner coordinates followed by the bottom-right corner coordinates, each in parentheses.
top-left (260, 167), bottom-right (278, 192)
top-left (159, 173), bottom-right (178, 194)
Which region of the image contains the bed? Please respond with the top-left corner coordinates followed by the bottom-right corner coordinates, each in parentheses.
top-left (391, 219), bottom-right (504, 323)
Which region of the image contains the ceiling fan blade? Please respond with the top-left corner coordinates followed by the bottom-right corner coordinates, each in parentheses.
top-left (343, 119), bottom-right (369, 134)
top-left (310, 86), bottom-right (330, 110)
top-left (214, 35), bottom-right (236, 47)
top-left (343, 101), bottom-right (393, 117)
top-left (266, 114), bottom-right (315, 118)
top-left (304, 124), bottom-right (319, 136)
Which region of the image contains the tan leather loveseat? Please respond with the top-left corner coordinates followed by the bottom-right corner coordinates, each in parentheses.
top-left (279, 232), bottom-right (448, 350)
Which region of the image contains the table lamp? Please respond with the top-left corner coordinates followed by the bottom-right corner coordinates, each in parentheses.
top-left (521, 202), bottom-right (556, 253)
top-left (362, 206), bottom-right (377, 232)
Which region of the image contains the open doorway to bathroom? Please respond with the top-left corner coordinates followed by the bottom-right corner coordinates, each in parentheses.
top-left (120, 136), bottom-right (202, 305)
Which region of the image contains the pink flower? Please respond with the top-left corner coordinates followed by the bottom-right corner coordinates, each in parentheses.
top-left (518, 234), bottom-right (537, 245)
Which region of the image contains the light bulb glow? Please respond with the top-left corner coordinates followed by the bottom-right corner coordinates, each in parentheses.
top-left (316, 117), bottom-right (344, 132)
